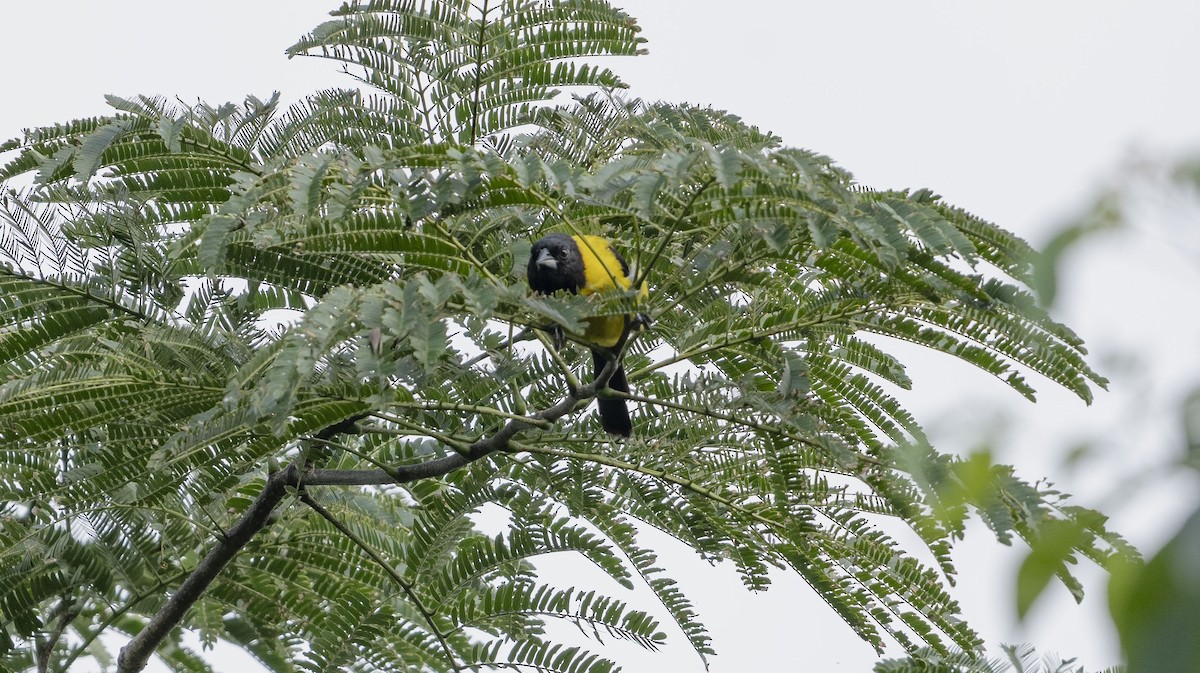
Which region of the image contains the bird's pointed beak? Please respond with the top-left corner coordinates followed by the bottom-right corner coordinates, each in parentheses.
top-left (535, 248), bottom-right (557, 269)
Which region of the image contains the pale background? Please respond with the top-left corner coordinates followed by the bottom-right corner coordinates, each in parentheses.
top-left (3, 2), bottom-right (1199, 670)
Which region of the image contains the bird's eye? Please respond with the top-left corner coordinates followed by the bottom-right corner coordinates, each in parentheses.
top-left (556, 249), bottom-right (568, 259)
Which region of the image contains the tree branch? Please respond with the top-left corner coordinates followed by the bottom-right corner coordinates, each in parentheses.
top-left (35, 595), bottom-right (82, 673)
top-left (115, 352), bottom-right (617, 672)
top-left (116, 466), bottom-right (292, 673)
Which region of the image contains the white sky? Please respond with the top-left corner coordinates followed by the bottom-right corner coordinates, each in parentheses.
top-left (3, 1), bottom-right (1200, 671)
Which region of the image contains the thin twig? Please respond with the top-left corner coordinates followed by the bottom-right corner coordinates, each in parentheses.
top-left (61, 575), bottom-right (187, 672)
top-left (460, 326), bottom-right (534, 369)
top-left (629, 301), bottom-right (877, 379)
top-left (468, 0), bottom-right (491, 145)
top-left (299, 491), bottom-right (463, 673)
top-left (512, 441), bottom-right (800, 539)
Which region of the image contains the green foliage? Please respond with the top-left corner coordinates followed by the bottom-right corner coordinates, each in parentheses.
top-left (286, 0), bottom-right (645, 145)
top-left (0, 1), bottom-right (1125, 672)
top-left (874, 643), bottom-right (1120, 673)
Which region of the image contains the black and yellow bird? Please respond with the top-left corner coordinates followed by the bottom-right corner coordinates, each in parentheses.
top-left (527, 233), bottom-right (644, 437)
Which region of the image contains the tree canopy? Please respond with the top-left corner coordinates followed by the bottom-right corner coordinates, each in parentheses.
top-left (0, 2), bottom-right (1128, 672)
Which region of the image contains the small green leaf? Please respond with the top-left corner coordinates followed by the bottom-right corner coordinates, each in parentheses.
top-left (408, 317), bottom-right (448, 372)
top-left (72, 120), bottom-right (128, 181)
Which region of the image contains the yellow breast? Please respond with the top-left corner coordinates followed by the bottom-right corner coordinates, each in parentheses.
top-left (572, 235), bottom-right (632, 295)
top-left (570, 235), bottom-right (644, 348)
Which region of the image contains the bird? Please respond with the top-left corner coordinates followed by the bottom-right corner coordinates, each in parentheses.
top-left (527, 233), bottom-right (644, 437)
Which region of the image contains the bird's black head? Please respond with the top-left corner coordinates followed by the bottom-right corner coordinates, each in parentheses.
top-left (528, 233), bottom-right (586, 294)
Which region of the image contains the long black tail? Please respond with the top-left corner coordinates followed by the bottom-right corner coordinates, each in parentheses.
top-left (591, 348), bottom-right (632, 437)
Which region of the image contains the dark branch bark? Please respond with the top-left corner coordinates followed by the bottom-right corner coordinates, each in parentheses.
top-left (115, 351), bottom-right (619, 672)
top-left (116, 467), bottom-right (291, 673)
top-left (35, 596), bottom-right (82, 673)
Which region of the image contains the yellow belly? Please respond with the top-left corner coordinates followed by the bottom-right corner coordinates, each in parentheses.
top-left (584, 314), bottom-right (626, 348)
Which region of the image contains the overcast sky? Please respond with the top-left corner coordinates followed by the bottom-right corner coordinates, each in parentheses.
top-left (3, 2), bottom-right (1200, 671)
